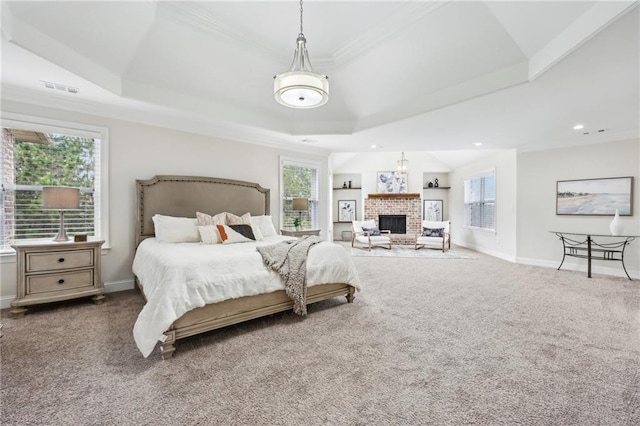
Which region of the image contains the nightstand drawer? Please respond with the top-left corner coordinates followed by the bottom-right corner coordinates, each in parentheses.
top-left (26, 249), bottom-right (94, 272)
top-left (27, 270), bottom-right (94, 294)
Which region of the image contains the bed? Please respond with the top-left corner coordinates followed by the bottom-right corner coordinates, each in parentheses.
top-left (132, 175), bottom-right (360, 359)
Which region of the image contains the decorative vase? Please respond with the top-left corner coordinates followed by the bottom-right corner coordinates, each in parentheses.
top-left (434, 178), bottom-right (439, 188)
top-left (609, 209), bottom-right (622, 236)
top-left (348, 180), bottom-right (352, 188)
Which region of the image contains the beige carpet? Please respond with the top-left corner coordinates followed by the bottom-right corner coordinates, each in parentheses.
top-left (350, 245), bottom-right (476, 259)
top-left (1, 250), bottom-right (639, 425)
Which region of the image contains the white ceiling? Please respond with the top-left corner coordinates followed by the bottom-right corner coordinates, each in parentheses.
top-left (1, 1), bottom-right (638, 168)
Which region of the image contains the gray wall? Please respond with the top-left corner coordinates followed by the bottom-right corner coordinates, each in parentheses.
top-left (0, 101), bottom-right (330, 304)
top-left (516, 139), bottom-right (639, 278)
top-left (2, 102), bottom-right (638, 307)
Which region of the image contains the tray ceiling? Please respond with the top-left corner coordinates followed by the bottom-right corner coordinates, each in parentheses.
top-left (1, 1), bottom-right (638, 165)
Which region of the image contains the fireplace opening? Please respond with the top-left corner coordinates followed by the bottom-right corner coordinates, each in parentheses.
top-left (379, 215), bottom-right (406, 234)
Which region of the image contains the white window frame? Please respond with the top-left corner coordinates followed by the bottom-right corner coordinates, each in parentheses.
top-left (0, 112), bottom-right (110, 256)
top-left (463, 168), bottom-right (496, 232)
top-left (279, 156), bottom-right (321, 230)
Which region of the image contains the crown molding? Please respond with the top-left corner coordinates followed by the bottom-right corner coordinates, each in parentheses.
top-left (156, 1), bottom-right (450, 70)
top-left (331, 1), bottom-right (450, 67)
top-left (157, 2), bottom-right (292, 65)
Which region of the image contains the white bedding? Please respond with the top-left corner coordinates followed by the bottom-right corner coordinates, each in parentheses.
top-left (132, 236), bottom-right (361, 357)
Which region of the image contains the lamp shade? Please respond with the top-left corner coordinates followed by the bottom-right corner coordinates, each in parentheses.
top-left (42, 186), bottom-right (80, 210)
top-left (292, 198), bottom-right (309, 211)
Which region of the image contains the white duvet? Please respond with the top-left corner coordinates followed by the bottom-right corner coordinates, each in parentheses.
top-left (132, 236), bottom-right (361, 357)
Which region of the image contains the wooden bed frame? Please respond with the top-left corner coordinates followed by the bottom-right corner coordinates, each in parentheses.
top-left (135, 175), bottom-right (355, 359)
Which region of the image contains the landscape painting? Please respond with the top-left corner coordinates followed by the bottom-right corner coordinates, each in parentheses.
top-left (556, 176), bottom-right (633, 215)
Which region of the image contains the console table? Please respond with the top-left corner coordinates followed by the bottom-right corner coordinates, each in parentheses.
top-left (550, 232), bottom-right (637, 280)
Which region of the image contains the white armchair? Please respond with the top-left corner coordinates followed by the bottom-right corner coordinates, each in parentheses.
top-left (415, 220), bottom-right (450, 252)
top-left (352, 220), bottom-right (392, 251)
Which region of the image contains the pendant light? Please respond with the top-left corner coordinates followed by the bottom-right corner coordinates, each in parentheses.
top-left (274, 0), bottom-right (329, 109)
top-left (398, 152), bottom-right (409, 174)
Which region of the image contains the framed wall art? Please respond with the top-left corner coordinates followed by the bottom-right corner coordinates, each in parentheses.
top-left (423, 199), bottom-right (443, 221)
top-left (338, 200), bottom-right (356, 222)
top-left (556, 176), bottom-right (633, 215)
top-left (376, 171), bottom-right (407, 194)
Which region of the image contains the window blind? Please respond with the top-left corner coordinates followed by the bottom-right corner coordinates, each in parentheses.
top-left (464, 170), bottom-right (496, 231)
top-left (1, 129), bottom-right (100, 248)
top-left (281, 161), bottom-right (320, 229)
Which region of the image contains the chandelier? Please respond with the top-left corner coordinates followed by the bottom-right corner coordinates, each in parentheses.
top-left (398, 152), bottom-right (409, 174)
top-left (274, 0), bottom-right (329, 109)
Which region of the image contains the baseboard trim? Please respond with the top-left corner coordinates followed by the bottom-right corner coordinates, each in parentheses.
top-left (516, 256), bottom-right (639, 280)
top-left (453, 241), bottom-right (516, 263)
top-left (0, 278), bottom-right (135, 309)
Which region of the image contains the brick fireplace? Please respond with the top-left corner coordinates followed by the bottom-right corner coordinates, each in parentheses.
top-left (364, 193), bottom-right (421, 245)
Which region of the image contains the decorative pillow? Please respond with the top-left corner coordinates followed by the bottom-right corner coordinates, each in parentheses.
top-left (226, 212), bottom-right (251, 225)
top-left (216, 224), bottom-right (253, 244)
top-left (422, 227), bottom-right (445, 237)
top-left (250, 215), bottom-right (277, 237)
top-left (362, 226), bottom-right (381, 236)
top-left (152, 214), bottom-right (200, 243)
top-left (250, 223), bottom-right (264, 241)
top-left (196, 211), bottom-right (226, 227)
top-left (198, 225), bottom-right (221, 244)
top-left (228, 224), bottom-right (255, 240)
top-left (353, 220), bottom-right (377, 234)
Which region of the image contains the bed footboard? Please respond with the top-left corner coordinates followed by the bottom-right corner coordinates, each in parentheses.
top-left (159, 283), bottom-right (354, 359)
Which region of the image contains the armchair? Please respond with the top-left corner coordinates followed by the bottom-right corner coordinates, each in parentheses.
top-left (352, 220), bottom-right (392, 251)
top-left (415, 220), bottom-right (450, 252)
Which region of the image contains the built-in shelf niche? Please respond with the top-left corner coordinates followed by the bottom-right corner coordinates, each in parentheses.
top-left (332, 173), bottom-right (362, 241)
top-left (422, 172), bottom-right (449, 189)
top-left (422, 172), bottom-right (450, 221)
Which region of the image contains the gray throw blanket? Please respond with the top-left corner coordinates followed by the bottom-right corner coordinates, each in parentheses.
top-left (256, 236), bottom-right (323, 315)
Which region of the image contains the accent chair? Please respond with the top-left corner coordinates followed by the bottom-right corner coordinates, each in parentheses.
top-left (415, 220), bottom-right (450, 252)
top-left (351, 219), bottom-right (392, 251)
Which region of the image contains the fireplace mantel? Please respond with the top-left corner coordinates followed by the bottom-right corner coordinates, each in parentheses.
top-left (367, 193), bottom-right (420, 199)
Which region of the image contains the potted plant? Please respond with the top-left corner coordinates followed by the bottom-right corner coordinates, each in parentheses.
top-left (293, 217), bottom-right (301, 230)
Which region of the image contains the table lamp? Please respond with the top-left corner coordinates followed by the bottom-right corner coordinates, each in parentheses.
top-left (42, 186), bottom-right (80, 242)
top-left (292, 198), bottom-right (309, 229)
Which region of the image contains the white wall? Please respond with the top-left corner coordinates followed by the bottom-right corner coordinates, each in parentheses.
top-left (331, 151), bottom-right (453, 218)
top-left (449, 150), bottom-right (518, 261)
top-left (0, 101), bottom-right (330, 304)
top-left (516, 139), bottom-right (640, 278)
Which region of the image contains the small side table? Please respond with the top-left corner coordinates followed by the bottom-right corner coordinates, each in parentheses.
top-left (280, 228), bottom-right (321, 237)
top-left (10, 240), bottom-right (105, 317)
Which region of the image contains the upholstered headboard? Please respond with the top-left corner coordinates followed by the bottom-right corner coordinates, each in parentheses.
top-left (135, 175), bottom-right (270, 246)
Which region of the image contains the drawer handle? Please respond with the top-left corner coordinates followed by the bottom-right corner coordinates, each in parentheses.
top-left (58, 279), bottom-right (65, 284)
top-left (58, 258), bottom-right (65, 263)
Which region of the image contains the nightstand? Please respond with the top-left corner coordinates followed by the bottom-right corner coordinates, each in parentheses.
top-left (10, 240), bottom-right (105, 317)
top-left (280, 228), bottom-right (321, 237)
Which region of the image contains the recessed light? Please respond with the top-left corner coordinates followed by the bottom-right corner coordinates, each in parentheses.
top-left (472, 142), bottom-right (482, 147)
top-left (573, 124), bottom-right (584, 130)
top-left (371, 145), bottom-right (377, 148)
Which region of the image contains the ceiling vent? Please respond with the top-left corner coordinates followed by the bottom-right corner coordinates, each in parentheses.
top-left (40, 80), bottom-right (78, 94)
top-left (582, 128), bottom-right (608, 136)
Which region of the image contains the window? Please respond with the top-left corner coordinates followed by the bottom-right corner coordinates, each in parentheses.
top-left (464, 170), bottom-right (496, 231)
top-left (280, 158), bottom-right (320, 229)
top-left (1, 114), bottom-right (109, 252)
